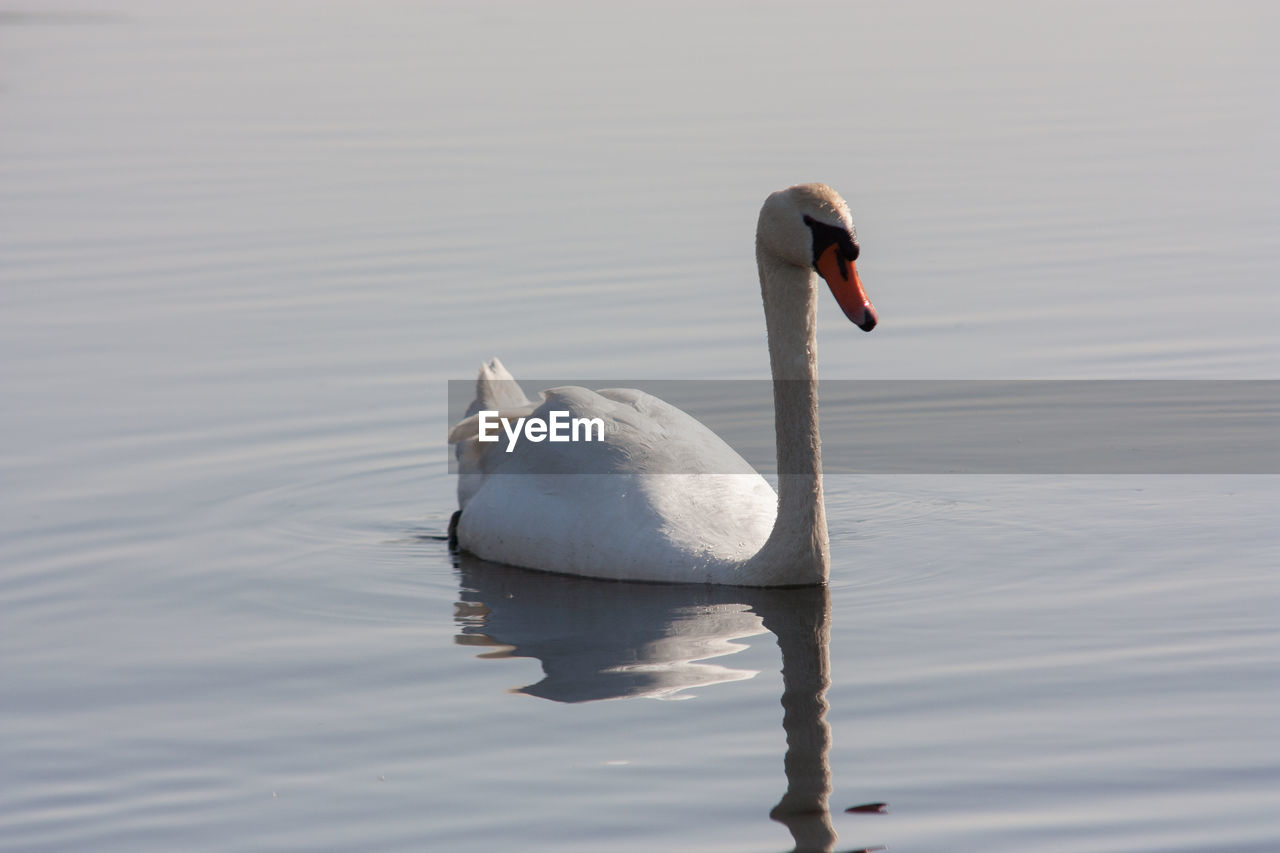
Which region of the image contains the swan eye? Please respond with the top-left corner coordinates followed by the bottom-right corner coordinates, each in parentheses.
top-left (803, 214), bottom-right (860, 267)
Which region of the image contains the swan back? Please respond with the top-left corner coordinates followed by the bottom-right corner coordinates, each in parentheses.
top-left (450, 373), bottom-right (778, 582)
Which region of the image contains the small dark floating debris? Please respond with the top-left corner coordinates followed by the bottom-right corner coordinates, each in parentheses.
top-left (845, 802), bottom-right (889, 814)
top-left (847, 846), bottom-right (887, 853)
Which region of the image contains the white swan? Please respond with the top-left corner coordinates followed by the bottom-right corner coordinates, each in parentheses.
top-left (447, 183), bottom-right (876, 586)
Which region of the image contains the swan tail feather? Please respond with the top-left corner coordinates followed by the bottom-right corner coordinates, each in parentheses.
top-left (453, 359), bottom-right (538, 512)
top-left (451, 356), bottom-right (536, 447)
top-left (468, 357), bottom-right (531, 416)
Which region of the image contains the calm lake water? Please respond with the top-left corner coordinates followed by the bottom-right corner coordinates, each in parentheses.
top-left (2, 2), bottom-right (1277, 851)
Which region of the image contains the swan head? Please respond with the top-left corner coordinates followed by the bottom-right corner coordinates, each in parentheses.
top-left (757, 183), bottom-right (877, 332)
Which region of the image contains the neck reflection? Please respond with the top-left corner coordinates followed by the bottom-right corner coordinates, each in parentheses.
top-left (452, 553), bottom-right (837, 852)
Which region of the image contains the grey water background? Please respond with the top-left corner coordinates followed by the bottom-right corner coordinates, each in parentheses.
top-left (2, 2), bottom-right (1277, 851)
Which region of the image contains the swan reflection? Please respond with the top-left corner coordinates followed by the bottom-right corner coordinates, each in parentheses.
top-left (452, 551), bottom-right (850, 852)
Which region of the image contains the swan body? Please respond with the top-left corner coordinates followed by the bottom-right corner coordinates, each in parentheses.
top-left (449, 184), bottom-right (876, 586)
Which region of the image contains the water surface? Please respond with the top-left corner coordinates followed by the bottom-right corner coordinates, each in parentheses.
top-left (1, 2), bottom-right (1277, 851)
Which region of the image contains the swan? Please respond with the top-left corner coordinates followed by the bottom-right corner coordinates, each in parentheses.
top-left (447, 183), bottom-right (876, 586)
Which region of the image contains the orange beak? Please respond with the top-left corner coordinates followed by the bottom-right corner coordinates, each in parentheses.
top-left (815, 243), bottom-right (877, 331)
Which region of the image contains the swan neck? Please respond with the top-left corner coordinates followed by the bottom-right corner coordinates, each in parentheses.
top-left (748, 247), bottom-right (830, 585)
